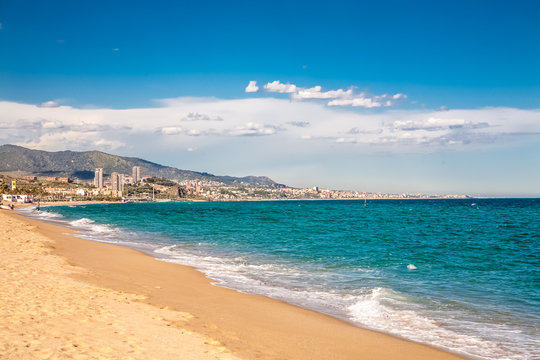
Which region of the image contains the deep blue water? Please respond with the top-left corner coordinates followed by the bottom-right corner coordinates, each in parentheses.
top-left (28, 199), bottom-right (539, 360)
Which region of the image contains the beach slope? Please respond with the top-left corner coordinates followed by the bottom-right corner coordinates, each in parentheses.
top-left (0, 210), bottom-right (239, 360)
top-left (1, 210), bottom-right (467, 360)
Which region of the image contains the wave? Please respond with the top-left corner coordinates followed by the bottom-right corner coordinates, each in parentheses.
top-left (68, 217), bottom-right (116, 234)
top-left (346, 287), bottom-right (530, 360)
top-left (69, 217), bottom-right (95, 226)
top-left (19, 208), bottom-right (119, 241)
top-left (27, 209), bottom-right (64, 220)
top-left (156, 245), bottom-right (533, 360)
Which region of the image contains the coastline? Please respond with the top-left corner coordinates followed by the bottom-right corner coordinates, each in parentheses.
top-left (3, 208), bottom-right (468, 360)
top-left (0, 209), bottom-right (241, 360)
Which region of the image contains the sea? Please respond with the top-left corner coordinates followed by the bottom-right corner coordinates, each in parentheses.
top-left (21, 199), bottom-right (539, 360)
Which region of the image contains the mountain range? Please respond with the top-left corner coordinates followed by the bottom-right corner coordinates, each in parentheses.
top-left (0, 144), bottom-right (282, 188)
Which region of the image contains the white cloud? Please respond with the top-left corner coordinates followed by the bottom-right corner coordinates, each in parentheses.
top-left (160, 126), bottom-right (183, 135)
top-left (393, 117), bottom-right (480, 131)
top-left (257, 81), bottom-right (405, 108)
top-left (1, 99), bottom-right (538, 163)
top-left (392, 93), bottom-right (408, 100)
top-left (245, 81), bottom-right (259, 93)
top-left (288, 121), bottom-right (310, 128)
top-left (263, 81), bottom-right (297, 93)
top-left (335, 137), bottom-right (357, 143)
top-left (229, 122), bottom-right (282, 136)
top-left (187, 129), bottom-right (202, 136)
top-left (71, 122), bottom-right (115, 132)
top-left (18, 131), bottom-right (125, 152)
top-left (41, 120), bottom-right (64, 129)
top-left (328, 97), bottom-right (383, 108)
top-left (292, 86), bottom-right (353, 100)
top-left (39, 100), bottom-right (61, 108)
top-left (181, 112), bottom-right (223, 121)
top-left (94, 138), bottom-right (124, 149)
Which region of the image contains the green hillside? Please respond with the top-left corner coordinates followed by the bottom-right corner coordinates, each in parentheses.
top-left (0, 144), bottom-right (282, 187)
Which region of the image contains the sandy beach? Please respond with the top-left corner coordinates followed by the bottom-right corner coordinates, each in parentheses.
top-left (1, 209), bottom-right (467, 360)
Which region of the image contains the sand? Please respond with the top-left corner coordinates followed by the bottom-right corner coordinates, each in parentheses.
top-left (1, 209), bottom-right (468, 360)
top-left (1, 210), bottom-right (240, 360)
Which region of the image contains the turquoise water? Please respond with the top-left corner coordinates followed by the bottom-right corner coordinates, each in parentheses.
top-left (27, 199), bottom-right (539, 359)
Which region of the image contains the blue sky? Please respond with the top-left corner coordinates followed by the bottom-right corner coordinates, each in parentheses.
top-left (1, 1), bottom-right (539, 196)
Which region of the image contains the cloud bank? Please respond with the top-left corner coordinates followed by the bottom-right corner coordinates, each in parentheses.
top-left (1, 98), bottom-right (538, 154)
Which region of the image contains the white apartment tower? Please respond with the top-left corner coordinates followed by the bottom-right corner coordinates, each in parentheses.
top-left (132, 166), bottom-right (141, 183)
top-left (94, 168), bottom-right (103, 189)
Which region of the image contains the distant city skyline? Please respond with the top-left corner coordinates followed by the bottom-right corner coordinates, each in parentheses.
top-left (0, 1), bottom-right (539, 197)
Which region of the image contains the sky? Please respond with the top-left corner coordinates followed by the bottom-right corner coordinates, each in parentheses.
top-left (0, 0), bottom-right (539, 196)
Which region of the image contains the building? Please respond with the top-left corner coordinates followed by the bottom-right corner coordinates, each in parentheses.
top-left (94, 168), bottom-right (103, 189)
top-left (132, 166), bottom-right (141, 184)
top-left (111, 172), bottom-right (124, 197)
top-left (2, 194), bottom-right (32, 203)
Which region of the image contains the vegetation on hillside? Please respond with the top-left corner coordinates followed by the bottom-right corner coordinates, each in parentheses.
top-left (0, 144), bottom-right (282, 188)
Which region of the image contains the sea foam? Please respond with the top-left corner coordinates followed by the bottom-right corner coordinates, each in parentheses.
top-left (69, 217), bottom-right (116, 234)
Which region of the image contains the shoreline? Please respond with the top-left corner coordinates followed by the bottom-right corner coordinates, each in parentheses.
top-left (5, 208), bottom-right (468, 360)
top-left (1, 209), bottom-right (242, 359)
top-left (5, 196), bottom-right (536, 215)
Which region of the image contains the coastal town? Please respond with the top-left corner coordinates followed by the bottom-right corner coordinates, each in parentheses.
top-left (0, 165), bottom-right (468, 204)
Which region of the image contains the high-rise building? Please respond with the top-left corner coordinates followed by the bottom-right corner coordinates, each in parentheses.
top-left (111, 172), bottom-right (118, 192)
top-left (132, 166), bottom-right (141, 184)
top-left (94, 168), bottom-right (103, 189)
top-left (120, 174), bottom-right (124, 194)
top-left (111, 172), bottom-right (124, 197)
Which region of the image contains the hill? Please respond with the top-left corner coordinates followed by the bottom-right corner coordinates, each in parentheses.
top-left (0, 145), bottom-right (283, 187)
